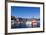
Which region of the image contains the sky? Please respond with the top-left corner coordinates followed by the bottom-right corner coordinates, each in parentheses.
top-left (11, 6), bottom-right (40, 18)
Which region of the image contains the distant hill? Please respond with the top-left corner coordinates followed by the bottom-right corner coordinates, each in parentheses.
top-left (11, 16), bottom-right (40, 21)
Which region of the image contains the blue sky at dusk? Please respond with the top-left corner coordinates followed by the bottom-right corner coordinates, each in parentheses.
top-left (11, 6), bottom-right (40, 18)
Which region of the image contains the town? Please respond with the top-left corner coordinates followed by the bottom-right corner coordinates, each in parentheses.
top-left (11, 16), bottom-right (40, 28)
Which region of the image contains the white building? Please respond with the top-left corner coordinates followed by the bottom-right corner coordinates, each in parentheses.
top-left (26, 20), bottom-right (32, 28)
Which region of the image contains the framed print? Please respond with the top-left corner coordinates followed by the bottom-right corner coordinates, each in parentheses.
top-left (5, 0), bottom-right (44, 34)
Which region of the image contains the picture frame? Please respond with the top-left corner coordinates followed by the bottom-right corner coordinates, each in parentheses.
top-left (5, 0), bottom-right (44, 35)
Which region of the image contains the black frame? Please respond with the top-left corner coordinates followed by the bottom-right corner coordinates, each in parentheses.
top-left (5, 0), bottom-right (44, 35)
